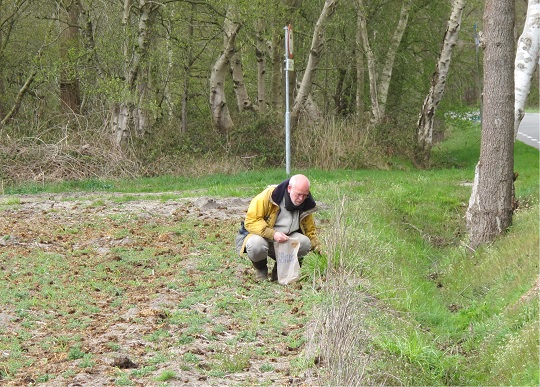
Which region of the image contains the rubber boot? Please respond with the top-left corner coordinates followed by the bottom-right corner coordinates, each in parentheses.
top-left (252, 259), bottom-right (268, 281)
top-left (271, 264), bottom-right (278, 282)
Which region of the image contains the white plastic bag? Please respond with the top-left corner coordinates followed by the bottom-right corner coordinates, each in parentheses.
top-left (274, 238), bottom-right (300, 285)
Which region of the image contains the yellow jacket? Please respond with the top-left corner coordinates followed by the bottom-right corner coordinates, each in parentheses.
top-left (236, 179), bottom-right (320, 257)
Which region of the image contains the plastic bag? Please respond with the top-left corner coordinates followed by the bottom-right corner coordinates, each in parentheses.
top-left (274, 238), bottom-right (300, 285)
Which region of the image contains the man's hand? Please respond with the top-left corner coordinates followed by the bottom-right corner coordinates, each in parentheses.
top-left (312, 244), bottom-right (325, 256)
top-left (273, 231), bottom-right (289, 243)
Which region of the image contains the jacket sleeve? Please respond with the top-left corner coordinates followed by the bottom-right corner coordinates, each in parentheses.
top-left (301, 213), bottom-right (321, 250)
top-left (244, 188), bottom-right (276, 240)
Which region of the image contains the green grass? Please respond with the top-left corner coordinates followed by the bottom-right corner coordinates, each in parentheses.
top-left (0, 116), bottom-right (538, 385)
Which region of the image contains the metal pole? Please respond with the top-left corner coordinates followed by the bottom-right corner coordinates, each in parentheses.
top-left (284, 26), bottom-right (291, 176)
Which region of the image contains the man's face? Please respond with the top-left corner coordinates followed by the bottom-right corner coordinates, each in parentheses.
top-left (288, 185), bottom-right (309, 206)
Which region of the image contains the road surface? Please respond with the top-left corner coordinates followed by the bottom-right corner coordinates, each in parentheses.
top-left (517, 112), bottom-right (540, 149)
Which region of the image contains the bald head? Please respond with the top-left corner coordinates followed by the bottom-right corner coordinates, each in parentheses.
top-left (289, 174), bottom-right (310, 190)
top-left (288, 174), bottom-right (310, 206)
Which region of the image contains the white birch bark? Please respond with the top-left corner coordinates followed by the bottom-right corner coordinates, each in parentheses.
top-left (376, 0), bottom-right (412, 118)
top-left (209, 8), bottom-right (240, 131)
top-left (228, 3), bottom-right (253, 112)
top-left (514, 0), bottom-right (540, 138)
top-left (357, 0), bottom-right (412, 126)
top-left (112, 0), bottom-right (157, 148)
top-left (122, 0), bottom-right (132, 82)
top-left (231, 49), bottom-right (254, 112)
top-left (417, 0), bottom-right (466, 162)
top-left (291, 0), bottom-right (339, 126)
top-left (357, 0), bottom-right (380, 124)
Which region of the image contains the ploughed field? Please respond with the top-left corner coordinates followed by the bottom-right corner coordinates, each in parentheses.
top-left (0, 193), bottom-right (313, 386)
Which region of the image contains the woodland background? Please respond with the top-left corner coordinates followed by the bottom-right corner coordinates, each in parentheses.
top-left (0, 0), bottom-right (538, 185)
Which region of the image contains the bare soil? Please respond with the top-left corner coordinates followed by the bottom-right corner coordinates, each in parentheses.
top-left (0, 193), bottom-right (315, 386)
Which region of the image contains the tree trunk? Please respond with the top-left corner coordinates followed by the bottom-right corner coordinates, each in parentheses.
top-left (270, 26), bottom-right (283, 110)
top-left (357, 0), bottom-right (380, 124)
top-left (416, 0), bottom-right (466, 165)
top-left (355, 4), bottom-right (365, 126)
top-left (111, 102), bottom-right (132, 149)
top-left (375, 0), bottom-right (412, 119)
top-left (466, 0), bottom-right (515, 249)
top-left (0, 70), bottom-right (36, 129)
top-left (255, 18), bottom-right (266, 113)
top-left (180, 3), bottom-right (195, 133)
top-left (112, 0), bottom-right (157, 148)
top-left (231, 49), bottom-right (254, 112)
top-left (122, 0), bottom-right (132, 81)
top-left (334, 68), bottom-right (346, 114)
top-left (229, 4), bottom-right (253, 112)
top-left (135, 65), bottom-right (150, 137)
top-left (514, 0), bottom-right (540, 138)
top-left (59, 0), bottom-right (81, 115)
top-left (0, 19), bottom-right (5, 120)
top-left (357, 0), bottom-right (412, 127)
top-left (0, 8), bottom-right (54, 129)
top-left (209, 8), bottom-right (240, 132)
top-left (291, 0), bottom-right (339, 126)
top-left (76, 0), bottom-right (104, 80)
top-left (163, 6), bottom-right (174, 124)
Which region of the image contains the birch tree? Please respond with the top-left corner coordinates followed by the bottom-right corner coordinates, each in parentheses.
top-left (466, 0), bottom-right (515, 249)
top-left (268, 0), bottom-right (302, 111)
top-left (0, 68), bottom-right (36, 129)
top-left (357, 0), bottom-right (412, 127)
top-left (514, 0), bottom-right (540, 138)
top-left (255, 17), bottom-right (266, 113)
top-left (416, 0), bottom-right (466, 165)
top-left (357, 0), bottom-right (379, 123)
top-left (290, 0), bottom-right (339, 126)
top-left (111, 0), bottom-right (158, 148)
top-left (270, 23), bottom-right (282, 110)
top-left (230, 47), bottom-right (254, 112)
top-left (209, 8), bottom-right (240, 132)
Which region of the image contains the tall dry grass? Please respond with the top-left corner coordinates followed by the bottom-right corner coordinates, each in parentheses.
top-left (293, 117), bottom-right (390, 170)
top-left (304, 196), bottom-right (379, 386)
top-left (1, 112), bottom-right (398, 187)
top-left (0, 116), bottom-right (250, 186)
top-left (0, 128), bottom-right (139, 186)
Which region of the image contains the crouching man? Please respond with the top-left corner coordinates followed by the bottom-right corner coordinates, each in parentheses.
top-left (235, 174), bottom-right (321, 281)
